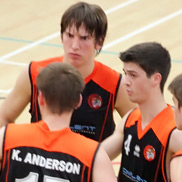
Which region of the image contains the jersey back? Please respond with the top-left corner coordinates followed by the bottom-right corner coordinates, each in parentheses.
top-left (0, 122), bottom-right (99, 182)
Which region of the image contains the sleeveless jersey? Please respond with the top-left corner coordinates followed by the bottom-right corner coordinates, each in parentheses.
top-left (29, 57), bottom-right (121, 142)
top-left (118, 105), bottom-right (176, 182)
top-left (0, 121), bottom-right (99, 182)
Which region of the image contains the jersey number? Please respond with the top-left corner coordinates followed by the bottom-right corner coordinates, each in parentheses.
top-left (124, 134), bottom-right (132, 156)
top-left (15, 172), bottom-right (70, 182)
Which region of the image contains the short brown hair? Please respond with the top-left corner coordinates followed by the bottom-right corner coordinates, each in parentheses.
top-left (60, 2), bottom-right (107, 53)
top-left (120, 42), bottom-right (171, 93)
top-left (37, 62), bottom-right (85, 114)
top-left (168, 73), bottom-right (182, 108)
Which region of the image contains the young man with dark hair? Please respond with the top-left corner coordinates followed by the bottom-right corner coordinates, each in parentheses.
top-left (102, 42), bottom-right (182, 181)
top-left (0, 2), bottom-right (135, 142)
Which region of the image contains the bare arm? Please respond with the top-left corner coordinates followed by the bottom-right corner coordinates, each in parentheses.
top-left (92, 146), bottom-right (117, 182)
top-left (169, 129), bottom-right (182, 152)
top-left (0, 66), bottom-right (31, 126)
top-left (115, 78), bottom-right (136, 117)
top-left (167, 129), bottom-right (182, 181)
top-left (0, 126), bottom-right (6, 166)
top-left (170, 155), bottom-right (182, 182)
top-left (102, 111), bottom-right (132, 160)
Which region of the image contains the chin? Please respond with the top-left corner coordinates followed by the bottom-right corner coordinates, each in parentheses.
top-left (129, 96), bottom-right (136, 103)
top-left (70, 60), bottom-right (82, 67)
top-left (177, 123), bottom-right (182, 130)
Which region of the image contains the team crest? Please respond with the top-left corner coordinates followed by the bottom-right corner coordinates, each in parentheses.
top-left (143, 145), bottom-right (156, 161)
top-left (88, 94), bottom-right (102, 109)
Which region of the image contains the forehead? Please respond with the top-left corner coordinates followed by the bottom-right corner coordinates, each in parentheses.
top-left (66, 23), bottom-right (92, 35)
top-left (123, 62), bottom-right (144, 73)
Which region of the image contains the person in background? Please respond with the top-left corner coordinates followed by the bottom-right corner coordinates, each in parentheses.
top-left (102, 42), bottom-right (182, 181)
top-left (0, 1), bottom-right (135, 142)
top-left (168, 73), bottom-right (182, 182)
top-left (0, 62), bottom-right (117, 182)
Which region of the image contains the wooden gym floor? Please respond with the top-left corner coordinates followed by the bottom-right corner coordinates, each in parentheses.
top-left (0, 0), bottom-right (182, 175)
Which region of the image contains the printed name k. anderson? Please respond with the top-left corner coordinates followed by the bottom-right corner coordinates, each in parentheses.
top-left (11, 149), bottom-right (80, 174)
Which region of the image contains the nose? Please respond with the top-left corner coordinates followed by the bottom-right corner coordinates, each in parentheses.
top-left (71, 37), bottom-right (80, 50)
top-left (123, 75), bottom-right (131, 86)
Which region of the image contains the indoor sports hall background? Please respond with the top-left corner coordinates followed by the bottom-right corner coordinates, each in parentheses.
top-left (0, 0), bottom-right (182, 174)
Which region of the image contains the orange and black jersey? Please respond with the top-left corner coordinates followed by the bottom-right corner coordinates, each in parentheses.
top-left (0, 121), bottom-right (99, 182)
top-left (118, 105), bottom-right (176, 182)
top-left (173, 149), bottom-right (182, 157)
top-left (29, 57), bottom-right (121, 142)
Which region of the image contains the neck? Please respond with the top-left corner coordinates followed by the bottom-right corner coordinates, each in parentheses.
top-left (41, 112), bottom-right (72, 131)
top-left (76, 61), bottom-right (95, 79)
top-left (62, 56), bottom-right (95, 79)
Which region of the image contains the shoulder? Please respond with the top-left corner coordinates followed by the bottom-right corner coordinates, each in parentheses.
top-left (29, 56), bottom-right (63, 81)
top-left (168, 129), bottom-right (182, 155)
top-left (124, 108), bottom-right (140, 127)
top-left (30, 56), bottom-right (63, 69)
top-left (5, 123), bottom-right (40, 142)
top-left (173, 149), bottom-right (182, 157)
top-left (92, 61), bottom-right (121, 93)
top-left (68, 130), bottom-right (99, 156)
top-left (67, 131), bottom-right (99, 167)
top-left (70, 130), bottom-right (98, 148)
top-left (94, 61), bottom-right (120, 77)
top-left (0, 126), bottom-right (6, 159)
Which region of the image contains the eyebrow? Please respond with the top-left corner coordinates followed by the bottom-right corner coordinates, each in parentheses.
top-left (123, 69), bottom-right (138, 74)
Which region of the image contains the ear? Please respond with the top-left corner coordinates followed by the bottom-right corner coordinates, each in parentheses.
top-left (151, 73), bottom-right (162, 87)
top-left (75, 94), bottom-right (83, 109)
top-left (95, 38), bottom-right (103, 51)
top-left (95, 44), bottom-right (102, 51)
top-left (38, 90), bottom-right (45, 106)
top-left (60, 34), bottom-right (63, 43)
top-left (179, 105), bottom-right (182, 115)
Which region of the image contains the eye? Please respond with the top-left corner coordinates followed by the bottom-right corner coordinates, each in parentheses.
top-left (130, 74), bottom-right (136, 78)
top-left (80, 36), bottom-right (88, 40)
top-left (123, 70), bottom-right (136, 78)
top-left (66, 32), bottom-right (73, 38)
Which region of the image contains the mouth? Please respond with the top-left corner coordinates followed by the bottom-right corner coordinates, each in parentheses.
top-left (126, 90), bottom-right (133, 96)
top-left (69, 53), bottom-right (80, 59)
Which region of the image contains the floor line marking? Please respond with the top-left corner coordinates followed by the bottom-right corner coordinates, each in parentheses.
top-left (0, 0), bottom-right (138, 61)
top-left (103, 10), bottom-right (182, 50)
